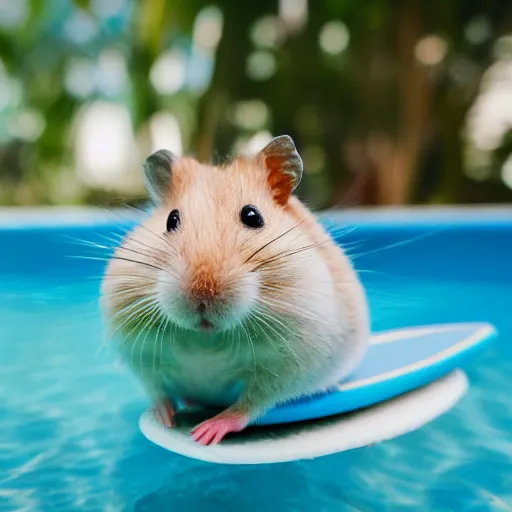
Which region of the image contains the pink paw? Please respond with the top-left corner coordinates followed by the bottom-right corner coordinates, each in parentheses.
top-left (152, 398), bottom-right (176, 428)
top-left (191, 411), bottom-right (249, 445)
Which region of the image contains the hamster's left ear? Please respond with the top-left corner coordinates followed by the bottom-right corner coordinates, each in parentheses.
top-left (257, 135), bottom-right (303, 205)
top-left (143, 149), bottom-right (176, 205)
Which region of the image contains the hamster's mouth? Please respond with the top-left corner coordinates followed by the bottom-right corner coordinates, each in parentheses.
top-left (198, 319), bottom-right (215, 332)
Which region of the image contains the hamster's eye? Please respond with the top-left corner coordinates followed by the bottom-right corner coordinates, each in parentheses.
top-left (166, 209), bottom-right (180, 232)
top-left (240, 205), bottom-right (264, 229)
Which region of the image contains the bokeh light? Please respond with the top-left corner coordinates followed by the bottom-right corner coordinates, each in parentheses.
top-left (235, 131), bottom-right (274, 156)
top-left (64, 59), bottom-right (95, 99)
top-left (319, 21), bottom-right (350, 55)
top-left (73, 102), bottom-right (135, 190)
top-left (150, 51), bottom-right (187, 96)
top-left (64, 9), bottom-right (98, 44)
top-left (193, 6), bottom-right (224, 52)
top-left (148, 112), bottom-right (183, 156)
top-left (501, 155), bottom-right (512, 189)
top-left (246, 51), bottom-right (277, 81)
top-left (91, 0), bottom-right (126, 19)
top-left (415, 35), bottom-right (448, 66)
top-left (493, 35), bottom-right (512, 60)
top-left (465, 17), bottom-right (491, 45)
top-left (0, 0), bottom-right (28, 29)
top-left (230, 100), bottom-right (269, 130)
top-left (8, 110), bottom-right (45, 142)
top-left (279, 0), bottom-right (308, 33)
top-left (251, 16), bottom-right (283, 48)
top-left (467, 60), bottom-right (512, 151)
top-left (302, 145), bottom-right (326, 174)
top-left (95, 49), bottom-right (128, 98)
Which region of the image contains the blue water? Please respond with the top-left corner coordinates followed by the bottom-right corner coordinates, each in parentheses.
top-left (1, 210), bottom-right (512, 511)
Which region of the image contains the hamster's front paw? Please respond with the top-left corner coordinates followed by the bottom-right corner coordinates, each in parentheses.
top-left (191, 410), bottom-right (249, 445)
top-left (152, 398), bottom-right (176, 428)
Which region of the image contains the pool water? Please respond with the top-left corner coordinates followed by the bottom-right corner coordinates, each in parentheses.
top-left (1, 209), bottom-right (512, 511)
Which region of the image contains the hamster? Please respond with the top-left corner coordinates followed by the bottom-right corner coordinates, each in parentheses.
top-left (101, 135), bottom-right (369, 445)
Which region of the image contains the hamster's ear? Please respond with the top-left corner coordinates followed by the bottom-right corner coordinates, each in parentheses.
top-left (257, 135), bottom-right (303, 205)
top-left (143, 149), bottom-right (176, 205)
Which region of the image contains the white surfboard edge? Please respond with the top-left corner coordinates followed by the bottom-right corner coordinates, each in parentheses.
top-left (338, 322), bottom-right (494, 392)
top-left (139, 369), bottom-right (468, 465)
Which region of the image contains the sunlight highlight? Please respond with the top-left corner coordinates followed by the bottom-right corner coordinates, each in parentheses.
top-left (73, 101), bottom-right (135, 189)
top-left (148, 112), bottom-right (183, 157)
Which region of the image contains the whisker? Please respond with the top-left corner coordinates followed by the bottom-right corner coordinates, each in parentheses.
top-left (107, 255), bottom-right (166, 273)
top-left (244, 220), bottom-right (305, 263)
top-left (90, 274), bottom-right (163, 282)
top-left (120, 202), bottom-right (149, 215)
top-left (251, 311), bottom-right (281, 353)
top-left (253, 307), bottom-right (294, 356)
top-left (93, 229), bottom-right (165, 256)
top-left (129, 301), bottom-right (160, 371)
top-left (351, 227), bottom-right (447, 261)
top-left (104, 287), bottom-right (155, 303)
top-left (116, 244), bottom-right (162, 262)
top-left (68, 255), bottom-right (114, 263)
top-left (71, 254), bottom-right (169, 278)
top-left (324, 224), bottom-right (360, 239)
top-left (152, 308), bottom-right (167, 372)
top-left (160, 316), bottom-right (170, 369)
top-left (72, 238), bottom-right (160, 264)
top-left (257, 295), bottom-right (326, 325)
top-left (100, 205), bottom-right (176, 251)
top-left (110, 297), bottom-right (157, 335)
top-left (240, 321), bottom-right (257, 374)
top-left (139, 304), bottom-right (162, 374)
top-left (245, 315), bottom-right (278, 377)
top-left (253, 240), bottom-right (327, 271)
top-left (108, 293), bottom-right (160, 341)
top-left (255, 305), bottom-right (295, 341)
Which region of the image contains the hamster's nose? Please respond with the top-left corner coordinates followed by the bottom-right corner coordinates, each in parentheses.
top-left (188, 265), bottom-right (221, 310)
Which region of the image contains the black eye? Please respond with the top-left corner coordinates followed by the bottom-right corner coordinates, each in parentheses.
top-left (241, 205), bottom-right (264, 229)
top-left (166, 209), bottom-right (180, 232)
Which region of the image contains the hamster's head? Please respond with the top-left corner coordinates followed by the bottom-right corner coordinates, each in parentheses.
top-left (103, 135), bottom-right (309, 336)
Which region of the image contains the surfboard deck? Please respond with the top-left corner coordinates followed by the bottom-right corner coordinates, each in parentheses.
top-left (256, 322), bottom-right (495, 425)
top-left (139, 369), bottom-right (468, 464)
top-left (139, 322), bottom-right (495, 463)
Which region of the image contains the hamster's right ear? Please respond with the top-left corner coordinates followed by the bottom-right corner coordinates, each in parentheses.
top-left (143, 149), bottom-right (176, 205)
top-left (257, 135), bottom-right (303, 206)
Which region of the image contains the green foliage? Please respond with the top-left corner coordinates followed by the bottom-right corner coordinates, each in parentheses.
top-left (0, 0), bottom-right (511, 206)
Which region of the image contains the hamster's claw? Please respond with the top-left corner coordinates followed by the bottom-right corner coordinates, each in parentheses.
top-left (153, 399), bottom-right (176, 428)
top-left (191, 410), bottom-right (249, 445)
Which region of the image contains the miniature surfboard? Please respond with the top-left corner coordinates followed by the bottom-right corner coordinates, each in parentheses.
top-left (139, 322), bottom-right (495, 464)
top-left (256, 321), bottom-right (495, 425)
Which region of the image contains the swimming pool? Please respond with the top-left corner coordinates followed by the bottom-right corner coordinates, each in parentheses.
top-left (1, 207), bottom-right (511, 511)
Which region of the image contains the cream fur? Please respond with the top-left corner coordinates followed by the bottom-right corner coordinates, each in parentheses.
top-left (101, 144), bottom-right (370, 425)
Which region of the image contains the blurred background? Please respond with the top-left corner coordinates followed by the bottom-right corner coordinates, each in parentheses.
top-left (0, 0), bottom-right (511, 209)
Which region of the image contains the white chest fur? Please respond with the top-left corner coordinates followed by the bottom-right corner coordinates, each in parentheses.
top-left (126, 327), bottom-right (254, 406)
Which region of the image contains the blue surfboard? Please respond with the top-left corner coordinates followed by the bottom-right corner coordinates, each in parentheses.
top-left (139, 322), bottom-right (496, 463)
top-left (255, 322), bottom-right (496, 425)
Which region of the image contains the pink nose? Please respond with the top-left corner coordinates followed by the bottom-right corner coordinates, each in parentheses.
top-left (188, 266), bottom-right (220, 310)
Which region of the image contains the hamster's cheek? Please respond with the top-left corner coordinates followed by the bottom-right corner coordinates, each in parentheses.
top-left (205, 271), bottom-right (260, 332)
top-left (231, 271), bottom-right (260, 322)
top-left (155, 271), bottom-right (195, 329)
